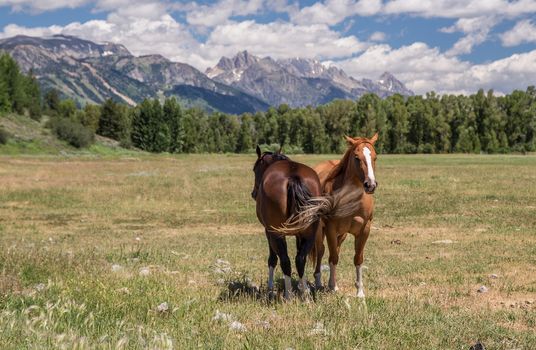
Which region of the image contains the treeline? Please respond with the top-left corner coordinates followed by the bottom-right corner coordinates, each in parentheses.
top-left (1, 53), bottom-right (534, 153)
top-left (0, 53), bottom-right (41, 119)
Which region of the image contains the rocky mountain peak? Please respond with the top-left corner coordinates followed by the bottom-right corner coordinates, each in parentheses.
top-left (233, 50), bottom-right (258, 68)
top-left (206, 51), bottom-right (414, 106)
top-left (377, 71), bottom-right (414, 96)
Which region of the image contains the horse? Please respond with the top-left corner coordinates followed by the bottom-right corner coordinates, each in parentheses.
top-left (252, 145), bottom-right (363, 299)
top-left (313, 133), bottom-right (378, 298)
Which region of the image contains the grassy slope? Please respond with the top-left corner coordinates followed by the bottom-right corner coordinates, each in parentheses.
top-left (0, 154), bottom-right (535, 349)
top-left (0, 113), bottom-right (137, 156)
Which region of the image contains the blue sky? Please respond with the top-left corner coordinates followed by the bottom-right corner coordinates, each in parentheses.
top-left (0, 0), bottom-right (535, 94)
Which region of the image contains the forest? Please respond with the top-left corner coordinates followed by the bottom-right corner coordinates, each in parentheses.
top-left (1, 53), bottom-right (534, 154)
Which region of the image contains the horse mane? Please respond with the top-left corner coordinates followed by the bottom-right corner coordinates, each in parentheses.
top-left (270, 152), bottom-right (289, 162)
top-left (253, 151), bottom-right (289, 170)
top-left (324, 144), bottom-right (355, 187)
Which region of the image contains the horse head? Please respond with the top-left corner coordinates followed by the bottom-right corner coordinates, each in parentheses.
top-left (344, 133), bottom-right (378, 194)
top-left (251, 145), bottom-right (288, 200)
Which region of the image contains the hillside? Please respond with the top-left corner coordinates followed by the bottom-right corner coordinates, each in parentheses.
top-left (0, 114), bottom-right (132, 155)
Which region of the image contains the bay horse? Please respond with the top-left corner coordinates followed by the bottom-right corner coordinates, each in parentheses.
top-left (313, 133), bottom-right (378, 298)
top-left (252, 146), bottom-right (363, 299)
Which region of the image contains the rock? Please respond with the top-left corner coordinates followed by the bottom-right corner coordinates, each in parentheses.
top-left (489, 274), bottom-right (498, 279)
top-left (34, 283), bottom-right (46, 291)
top-left (139, 267), bottom-right (150, 276)
top-left (477, 286), bottom-right (489, 293)
top-left (390, 239), bottom-right (402, 245)
top-left (321, 264), bottom-right (330, 272)
top-left (229, 321), bottom-right (246, 331)
top-left (156, 302), bottom-right (169, 313)
top-left (213, 310), bottom-right (233, 322)
top-left (111, 264), bottom-right (123, 272)
top-left (469, 341), bottom-right (486, 350)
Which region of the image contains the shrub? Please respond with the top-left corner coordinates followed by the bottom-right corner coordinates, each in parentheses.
top-left (49, 117), bottom-right (94, 148)
top-left (0, 127), bottom-right (9, 145)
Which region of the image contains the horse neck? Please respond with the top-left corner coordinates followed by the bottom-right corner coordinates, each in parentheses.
top-left (330, 146), bottom-right (362, 190)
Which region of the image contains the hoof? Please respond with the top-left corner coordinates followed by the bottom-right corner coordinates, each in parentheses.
top-left (357, 290), bottom-right (365, 299)
top-left (328, 284), bottom-right (339, 292)
top-left (298, 285), bottom-right (311, 295)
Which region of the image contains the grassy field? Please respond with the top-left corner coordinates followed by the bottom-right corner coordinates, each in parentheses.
top-left (0, 153), bottom-right (535, 349)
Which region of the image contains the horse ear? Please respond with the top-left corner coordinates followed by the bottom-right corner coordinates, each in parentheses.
top-left (344, 135), bottom-right (356, 145)
top-left (256, 145), bottom-right (261, 158)
top-left (370, 132), bottom-right (379, 144)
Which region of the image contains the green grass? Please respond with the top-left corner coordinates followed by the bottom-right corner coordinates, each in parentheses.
top-left (0, 154), bottom-right (535, 349)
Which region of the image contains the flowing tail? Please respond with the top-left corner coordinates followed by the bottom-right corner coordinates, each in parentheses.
top-left (274, 181), bottom-right (364, 235)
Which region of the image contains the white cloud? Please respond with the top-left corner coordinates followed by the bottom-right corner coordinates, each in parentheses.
top-left (0, 11), bottom-right (203, 66)
top-left (440, 16), bottom-right (499, 56)
top-left (291, 0), bottom-right (382, 26)
top-left (369, 31), bottom-right (386, 41)
top-left (335, 42), bottom-right (536, 95)
top-left (0, 8), bottom-right (365, 70)
top-left (203, 20), bottom-right (366, 62)
top-left (0, 0), bottom-right (89, 13)
top-left (180, 0), bottom-right (265, 27)
top-left (500, 19), bottom-right (536, 47)
top-left (383, 0), bottom-right (536, 19)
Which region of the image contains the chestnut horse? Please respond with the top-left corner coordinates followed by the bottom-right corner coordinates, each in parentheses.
top-left (252, 146), bottom-right (362, 299)
top-left (313, 133), bottom-right (378, 298)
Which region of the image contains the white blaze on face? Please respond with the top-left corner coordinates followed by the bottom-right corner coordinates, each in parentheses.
top-left (363, 146), bottom-right (376, 184)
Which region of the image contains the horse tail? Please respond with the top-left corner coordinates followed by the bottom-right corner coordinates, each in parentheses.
top-left (286, 176), bottom-right (313, 218)
top-left (273, 184), bottom-right (363, 235)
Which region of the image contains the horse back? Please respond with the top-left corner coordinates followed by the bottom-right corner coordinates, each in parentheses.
top-left (314, 160), bottom-right (340, 188)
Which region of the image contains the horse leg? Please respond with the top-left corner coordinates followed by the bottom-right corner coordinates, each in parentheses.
top-left (295, 224), bottom-right (316, 295)
top-left (353, 219), bottom-right (371, 298)
top-left (270, 233), bottom-right (292, 299)
top-left (325, 223), bottom-right (340, 291)
top-left (314, 224), bottom-right (325, 289)
top-left (265, 230), bottom-right (278, 293)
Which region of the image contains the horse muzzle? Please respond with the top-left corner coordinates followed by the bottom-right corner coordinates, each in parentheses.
top-left (364, 180), bottom-right (377, 194)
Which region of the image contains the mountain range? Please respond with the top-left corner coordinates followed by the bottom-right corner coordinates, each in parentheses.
top-left (0, 34), bottom-right (413, 114)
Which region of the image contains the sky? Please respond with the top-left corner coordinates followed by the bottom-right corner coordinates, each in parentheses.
top-left (0, 0), bottom-right (535, 95)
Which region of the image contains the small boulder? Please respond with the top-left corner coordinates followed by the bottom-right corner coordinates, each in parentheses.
top-left (477, 286), bottom-right (489, 293)
top-left (156, 302), bottom-right (169, 313)
top-left (469, 341), bottom-right (485, 350)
